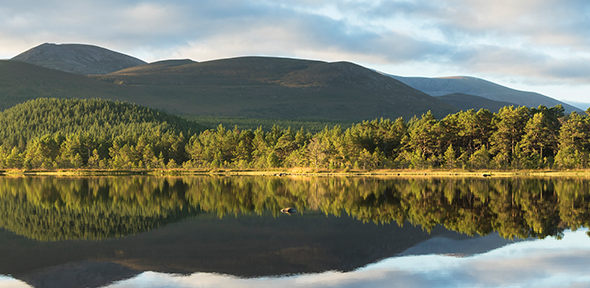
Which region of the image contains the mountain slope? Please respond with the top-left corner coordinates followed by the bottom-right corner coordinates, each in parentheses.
top-left (4, 42), bottom-right (459, 121)
top-left (437, 93), bottom-right (518, 112)
top-left (389, 75), bottom-right (581, 113)
top-left (11, 43), bottom-right (146, 75)
top-left (91, 56), bottom-right (459, 120)
top-left (0, 60), bottom-right (151, 111)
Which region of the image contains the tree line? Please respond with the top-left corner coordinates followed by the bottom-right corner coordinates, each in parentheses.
top-left (1, 98), bottom-right (590, 170)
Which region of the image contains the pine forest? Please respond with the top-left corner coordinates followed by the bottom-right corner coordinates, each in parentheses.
top-left (1, 98), bottom-right (589, 171)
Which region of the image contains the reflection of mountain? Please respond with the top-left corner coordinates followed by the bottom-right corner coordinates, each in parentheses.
top-left (15, 261), bottom-right (140, 288)
top-left (398, 233), bottom-right (524, 257)
top-left (5, 213), bottom-right (516, 288)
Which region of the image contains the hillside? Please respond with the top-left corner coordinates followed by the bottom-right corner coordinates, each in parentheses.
top-left (0, 98), bottom-right (202, 147)
top-left (0, 55), bottom-right (459, 121)
top-left (437, 93), bottom-right (518, 112)
top-left (388, 75), bottom-right (582, 113)
top-left (0, 98), bottom-right (204, 169)
top-left (11, 43), bottom-right (146, 75)
top-left (91, 56), bottom-right (459, 120)
top-left (0, 60), bottom-right (156, 111)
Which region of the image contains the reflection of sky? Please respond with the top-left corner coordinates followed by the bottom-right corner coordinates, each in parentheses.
top-left (2, 229), bottom-right (590, 288)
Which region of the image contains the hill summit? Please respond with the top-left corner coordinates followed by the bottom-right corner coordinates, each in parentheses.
top-left (11, 43), bottom-right (146, 75)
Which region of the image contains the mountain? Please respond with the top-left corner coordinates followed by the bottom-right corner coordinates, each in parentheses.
top-left (11, 43), bottom-right (146, 75)
top-left (0, 60), bottom-right (147, 111)
top-left (1, 47), bottom-right (460, 120)
top-left (3, 213), bottom-right (510, 283)
top-left (437, 93), bottom-right (518, 112)
top-left (90, 56), bottom-right (458, 120)
top-left (388, 75), bottom-right (582, 113)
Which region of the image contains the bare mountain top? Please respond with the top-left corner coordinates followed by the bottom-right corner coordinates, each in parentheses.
top-left (11, 43), bottom-right (146, 75)
top-left (388, 75), bottom-right (582, 113)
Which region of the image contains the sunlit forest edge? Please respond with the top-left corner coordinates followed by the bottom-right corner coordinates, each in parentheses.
top-left (2, 98), bottom-right (590, 172)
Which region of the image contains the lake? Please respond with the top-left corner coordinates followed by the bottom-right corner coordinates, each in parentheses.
top-left (0, 176), bottom-right (589, 288)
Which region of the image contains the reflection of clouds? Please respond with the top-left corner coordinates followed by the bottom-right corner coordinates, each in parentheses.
top-left (0, 276), bottom-right (31, 288)
top-left (102, 229), bottom-right (590, 288)
top-left (2, 230), bottom-right (589, 288)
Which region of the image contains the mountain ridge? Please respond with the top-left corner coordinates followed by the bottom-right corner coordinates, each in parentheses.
top-left (388, 74), bottom-right (582, 113)
top-left (0, 57), bottom-right (458, 120)
top-left (3, 42), bottom-right (581, 120)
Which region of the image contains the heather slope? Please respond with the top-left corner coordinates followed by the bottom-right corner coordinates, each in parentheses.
top-left (92, 56), bottom-right (458, 120)
top-left (1, 54), bottom-right (458, 120)
top-left (0, 60), bottom-right (146, 111)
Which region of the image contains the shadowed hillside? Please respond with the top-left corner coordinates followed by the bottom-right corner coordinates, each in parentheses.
top-left (437, 92), bottom-right (518, 112)
top-left (0, 60), bottom-right (146, 111)
top-left (92, 56), bottom-right (459, 120)
top-left (0, 55), bottom-right (457, 120)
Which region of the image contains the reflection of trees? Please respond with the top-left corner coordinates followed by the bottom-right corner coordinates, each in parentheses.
top-left (0, 177), bottom-right (197, 241)
top-left (1, 176), bottom-right (590, 241)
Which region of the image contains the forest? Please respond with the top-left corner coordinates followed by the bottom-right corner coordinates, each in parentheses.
top-left (1, 97), bottom-right (589, 170)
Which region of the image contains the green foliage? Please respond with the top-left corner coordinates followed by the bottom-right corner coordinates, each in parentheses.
top-left (0, 98), bottom-right (204, 169)
top-left (0, 177), bottom-right (198, 241)
top-left (0, 99), bottom-right (585, 171)
top-left (1, 176), bottom-right (589, 241)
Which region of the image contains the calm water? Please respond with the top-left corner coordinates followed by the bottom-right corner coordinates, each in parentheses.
top-left (0, 176), bottom-right (589, 288)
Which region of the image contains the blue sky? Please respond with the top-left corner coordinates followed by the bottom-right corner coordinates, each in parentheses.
top-left (1, 0), bottom-right (589, 109)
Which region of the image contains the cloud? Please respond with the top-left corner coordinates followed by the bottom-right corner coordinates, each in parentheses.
top-left (0, 0), bottom-right (589, 89)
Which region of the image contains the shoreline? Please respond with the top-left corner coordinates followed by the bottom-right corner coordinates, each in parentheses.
top-left (2, 168), bottom-right (590, 178)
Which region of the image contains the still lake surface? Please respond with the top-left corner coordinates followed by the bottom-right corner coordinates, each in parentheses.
top-left (0, 175), bottom-right (589, 288)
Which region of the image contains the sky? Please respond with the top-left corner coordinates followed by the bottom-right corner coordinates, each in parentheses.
top-left (1, 0), bottom-right (589, 109)
top-left (2, 229), bottom-right (590, 288)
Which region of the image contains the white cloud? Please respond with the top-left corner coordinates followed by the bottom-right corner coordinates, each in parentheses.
top-left (0, 0), bottom-right (589, 101)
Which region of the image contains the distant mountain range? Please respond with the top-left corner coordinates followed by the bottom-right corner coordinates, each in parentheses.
top-left (1, 43), bottom-right (581, 120)
top-left (388, 75), bottom-right (582, 113)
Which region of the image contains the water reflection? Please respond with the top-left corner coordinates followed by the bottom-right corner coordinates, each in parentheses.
top-left (1, 176), bottom-right (589, 241)
top-left (3, 230), bottom-right (588, 288)
top-left (0, 176), bottom-right (590, 288)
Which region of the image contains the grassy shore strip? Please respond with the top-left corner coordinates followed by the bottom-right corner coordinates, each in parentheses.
top-left (2, 168), bottom-right (590, 178)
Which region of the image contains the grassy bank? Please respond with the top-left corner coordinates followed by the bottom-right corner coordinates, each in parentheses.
top-left (3, 168), bottom-right (590, 178)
